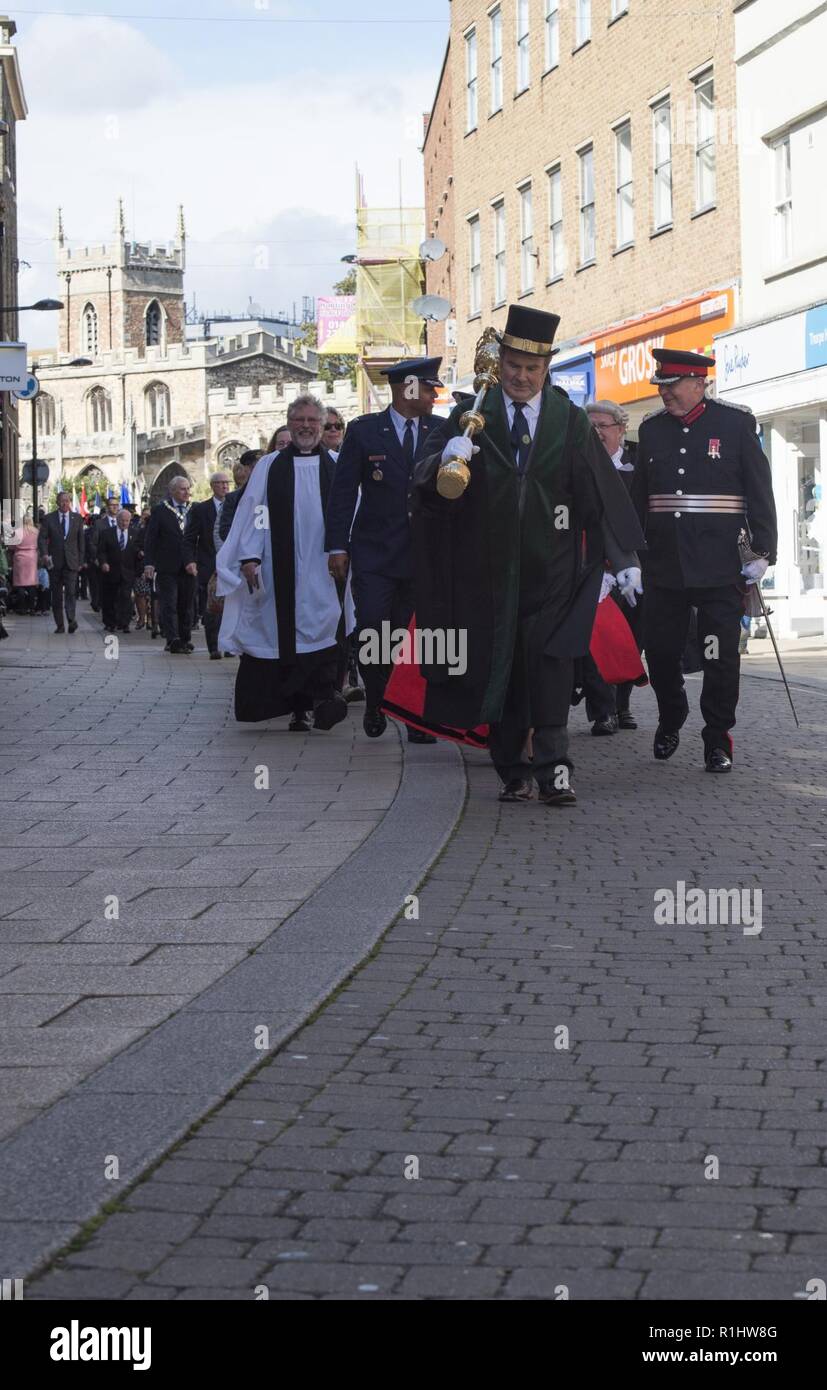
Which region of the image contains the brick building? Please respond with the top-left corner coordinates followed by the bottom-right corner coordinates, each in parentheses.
top-left (0, 16), bottom-right (27, 524)
top-left (424, 0), bottom-right (742, 430)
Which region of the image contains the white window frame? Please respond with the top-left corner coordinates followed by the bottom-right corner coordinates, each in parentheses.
top-left (492, 199), bottom-right (507, 305)
top-left (544, 0), bottom-right (560, 70)
top-left (652, 96), bottom-right (673, 230)
top-left (578, 145), bottom-right (595, 265)
top-left (575, 0), bottom-right (592, 47)
top-left (489, 6), bottom-right (503, 115)
top-left (693, 68), bottom-right (716, 210)
top-left (465, 28), bottom-right (478, 133)
top-left (610, 0), bottom-right (629, 19)
top-left (772, 134), bottom-right (792, 264)
top-left (516, 0), bottom-right (530, 95)
top-left (614, 119), bottom-right (634, 248)
top-left (547, 163), bottom-right (564, 279)
top-left (468, 213), bottom-right (482, 316)
top-left (518, 181), bottom-right (535, 293)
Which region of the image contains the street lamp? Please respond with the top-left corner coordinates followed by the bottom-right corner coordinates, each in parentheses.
top-left (1, 299), bottom-right (64, 314)
top-left (0, 299), bottom-right (64, 531)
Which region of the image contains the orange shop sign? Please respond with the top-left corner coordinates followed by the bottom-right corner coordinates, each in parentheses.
top-left (593, 289), bottom-right (736, 404)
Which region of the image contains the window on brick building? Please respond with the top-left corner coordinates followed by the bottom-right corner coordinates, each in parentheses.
top-left (489, 7), bottom-right (503, 115)
top-left (772, 134), bottom-right (792, 263)
top-left (468, 214), bottom-right (481, 316)
top-left (492, 200), bottom-right (507, 305)
top-left (516, 0), bottom-right (530, 94)
top-left (652, 97), bottom-right (673, 229)
top-left (146, 300), bottom-right (163, 347)
top-left (693, 69), bottom-right (716, 211)
top-left (547, 164), bottom-right (564, 278)
top-left (575, 0), bottom-right (591, 47)
top-left (89, 386), bottom-right (112, 434)
top-left (544, 0), bottom-right (559, 70)
top-left (145, 381), bottom-right (171, 430)
top-left (82, 303), bottom-right (98, 357)
top-left (614, 120), bottom-right (634, 248)
top-left (519, 182), bottom-right (535, 293)
top-left (578, 146), bottom-right (595, 264)
top-left (465, 28), bottom-right (478, 133)
top-left (36, 393), bottom-right (56, 436)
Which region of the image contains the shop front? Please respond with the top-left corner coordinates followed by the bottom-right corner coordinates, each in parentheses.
top-left (715, 301), bottom-right (827, 638)
top-left (590, 287), bottom-right (737, 437)
top-left (550, 350), bottom-right (595, 408)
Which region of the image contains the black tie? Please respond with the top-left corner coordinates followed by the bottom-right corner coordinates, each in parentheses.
top-left (402, 419), bottom-right (415, 472)
top-left (120, 530), bottom-right (126, 550)
top-left (510, 405), bottom-right (530, 475)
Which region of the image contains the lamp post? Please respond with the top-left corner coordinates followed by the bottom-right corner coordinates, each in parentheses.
top-left (0, 299), bottom-right (63, 532)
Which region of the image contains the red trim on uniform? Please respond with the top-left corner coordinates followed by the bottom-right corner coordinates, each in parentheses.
top-left (660, 362), bottom-right (710, 378)
top-left (681, 401), bottom-right (707, 426)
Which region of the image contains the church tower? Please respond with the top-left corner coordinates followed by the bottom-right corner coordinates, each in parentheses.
top-left (55, 201), bottom-right (187, 360)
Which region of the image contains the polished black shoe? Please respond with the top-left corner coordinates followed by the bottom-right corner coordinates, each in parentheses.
top-left (209, 651), bottom-right (221, 661)
top-left (314, 693), bottom-right (348, 731)
top-left (224, 652), bottom-right (236, 658)
top-left (151, 628), bottom-right (159, 639)
top-left (591, 716), bottom-right (618, 736)
top-left (54, 625), bottom-right (66, 634)
top-left (498, 779), bottom-right (534, 802)
top-left (181, 642), bottom-right (195, 654)
top-left (654, 727), bottom-right (680, 761)
top-left (67, 620), bottom-right (78, 634)
top-left (343, 683), bottom-right (365, 704)
top-left (288, 715), bottom-right (311, 733)
top-left (537, 780), bottom-right (577, 807)
top-left (617, 710), bottom-right (637, 730)
top-left (165, 640), bottom-right (182, 654)
top-left (407, 728), bottom-right (437, 745)
top-left (705, 748), bottom-right (733, 774)
top-left (363, 709), bottom-right (387, 739)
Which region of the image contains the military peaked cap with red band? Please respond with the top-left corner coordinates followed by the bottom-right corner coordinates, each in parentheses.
top-left (650, 348), bottom-right (716, 385)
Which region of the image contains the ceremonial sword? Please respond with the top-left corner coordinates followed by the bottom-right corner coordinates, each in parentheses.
top-left (753, 586), bottom-right (800, 728)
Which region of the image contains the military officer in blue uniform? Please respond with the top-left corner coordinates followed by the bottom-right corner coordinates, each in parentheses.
top-left (633, 348), bottom-right (778, 773)
top-left (325, 357), bottom-right (443, 740)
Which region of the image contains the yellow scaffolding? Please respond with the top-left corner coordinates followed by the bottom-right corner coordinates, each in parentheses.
top-left (356, 205), bottom-right (426, 413)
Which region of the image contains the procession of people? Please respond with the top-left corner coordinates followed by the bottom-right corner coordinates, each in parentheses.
top-left (12, 299), bottom-right (778, 794)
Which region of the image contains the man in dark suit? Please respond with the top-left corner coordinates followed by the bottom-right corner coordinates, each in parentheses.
top-left (38, 491), bottom-right (86, 633)
top-left (325, 357), bottom-right (443, 741)
top-left (218, 451), bottom-right (260, 544)
top-left (142, 476), bottom-right (198, 654)
top-left (184, 470), bottom-right (231, 659)
top-left (98, 508), bottom-right (140, 632)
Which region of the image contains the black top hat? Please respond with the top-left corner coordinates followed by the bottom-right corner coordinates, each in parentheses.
top-left (381, 356), bottom-right (444, 386)
top-left (496, 305), bottom-right (561, 357)
top-left (650, 348), bottom-right (716, 385)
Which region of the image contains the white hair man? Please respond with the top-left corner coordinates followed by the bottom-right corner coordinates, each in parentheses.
top-left (142, 475), bottom-right (198, 654)
top-left (217, 394), bottom-right (355, 732)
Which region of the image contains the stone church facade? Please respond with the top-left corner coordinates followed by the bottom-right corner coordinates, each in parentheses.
top-left (21, 206), bottom-right (359, 504)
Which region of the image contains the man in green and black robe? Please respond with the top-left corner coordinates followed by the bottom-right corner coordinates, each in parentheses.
top-left (410, 305), bottom-right (645, 806)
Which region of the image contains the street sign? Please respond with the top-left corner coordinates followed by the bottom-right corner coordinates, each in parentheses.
top-left (12, 373), bottom-right (39, 402)
top-left (21, 461), bottom-right (49, 485)
top-left (0, 342), bottom-right (29, 392)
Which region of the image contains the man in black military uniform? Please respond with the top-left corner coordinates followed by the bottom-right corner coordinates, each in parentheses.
top-left (325, 357), bottom-right (443, 743)
top-left (633, 349), bottom-right (778, 773)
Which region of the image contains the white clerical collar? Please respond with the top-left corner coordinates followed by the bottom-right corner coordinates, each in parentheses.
top-left (613, 446), bottom-right (634, 470)
top-left (503, 390), bottom-right (542, 419)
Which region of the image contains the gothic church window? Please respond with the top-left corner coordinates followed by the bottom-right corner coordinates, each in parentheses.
top-left (36, 393), bottom-right (56, 436)
top-left (82, 303), bottom-right (99, 356)
top-left (89, 386), bottom-right (112, 434)
top-left (146, 300), bottom-right (163, 347)
top-left (145, 381), bottom-right (171, 429)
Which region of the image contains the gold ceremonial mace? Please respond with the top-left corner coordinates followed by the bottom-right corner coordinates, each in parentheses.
top-left (436, 327), bottom-right (501, 500)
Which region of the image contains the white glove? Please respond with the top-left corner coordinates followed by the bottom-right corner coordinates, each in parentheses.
top-left (441, 436), bottom-right (479, 465)
top-left (616, 566), bottom-right (643, 607)
top-left (598, 572), bottom-right (617, 604)
top-left (741, 557), bottom-right (769, 586)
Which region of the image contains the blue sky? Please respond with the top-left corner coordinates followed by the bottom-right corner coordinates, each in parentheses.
top-left (11, 0), bottom-right (449, 342)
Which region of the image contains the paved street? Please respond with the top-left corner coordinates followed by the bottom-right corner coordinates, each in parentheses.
top-left (8, 603), bottom-right (825, 1301)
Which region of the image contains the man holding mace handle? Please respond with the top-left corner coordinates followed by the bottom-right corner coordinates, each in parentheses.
top-left (408, 304), bottom-right (645, 805)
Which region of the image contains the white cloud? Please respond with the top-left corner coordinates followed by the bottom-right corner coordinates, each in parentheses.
top-left (16, 17), bottom-right (433, 343)
top-left (21, 15), bottom-right (180, 112)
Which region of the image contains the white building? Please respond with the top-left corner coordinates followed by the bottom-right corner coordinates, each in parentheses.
top-left (715, 0), bottom-right (827, 637)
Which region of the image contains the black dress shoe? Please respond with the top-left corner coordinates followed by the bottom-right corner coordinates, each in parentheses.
top-left (120, 626), bottom-right (130, 634)
top-left (313, 693), bottom-right (348, 731)
top-left (407, 728), bottom-right (437, 745)
top-left (54, 625), bottom-right (65, 634)
top-left (363, 709), bottom-right (387, 739)
top-left (165, 640), bottom-right (182, 654)
top-left (498, 779), bottom-right (534, 802)
top-left (209, 651), bottom-right (221, 661)
top-left (617, 710), bottom-right (637, 730)
top-left (343, 684), bottom-right (365, 704)
top-left (67, 620), bottom-right (78, 634)
top-left (181, 642), bottom-right (195, 654)
top-left (654, 727), bottom-right (680, 760)
top-left (705, 748), bottom-right (733, 774)
top-left (537, 781), bottom-right (577, 807)
top-left (591, 716), bottom-right (618, 736)
top-left (288, 715), bottom-right (311, 733)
